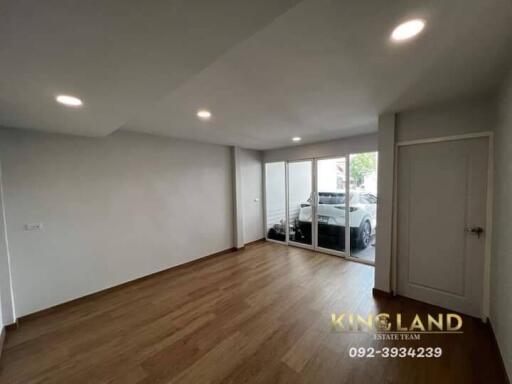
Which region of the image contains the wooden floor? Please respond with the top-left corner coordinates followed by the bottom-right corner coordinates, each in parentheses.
top-left (0, 242), bottom-right (506, 383)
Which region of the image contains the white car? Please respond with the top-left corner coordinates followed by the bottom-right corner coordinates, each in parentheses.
top-left (296, 192), bottom-right (377, 250)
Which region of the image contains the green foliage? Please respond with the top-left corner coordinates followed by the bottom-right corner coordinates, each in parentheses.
top-left (351, 153), bottom-right (376, 187)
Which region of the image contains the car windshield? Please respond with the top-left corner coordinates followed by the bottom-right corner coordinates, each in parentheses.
top-left (318, 193), bottom-right (345, 205)
top-left (316, 192), bottom-right (376, 205)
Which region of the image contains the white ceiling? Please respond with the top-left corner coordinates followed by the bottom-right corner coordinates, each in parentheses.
top-left (1, 0), bottom-right (511, 149)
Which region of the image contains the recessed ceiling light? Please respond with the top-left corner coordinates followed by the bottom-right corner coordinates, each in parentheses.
top-left (391, 19), bottom-right (425, 42)
top-left (292, 137), bottom-right (301, 142)
top-left (55, 94), bottom-right (83, 107)
top-left (197, 109), bottom-right (212, 120)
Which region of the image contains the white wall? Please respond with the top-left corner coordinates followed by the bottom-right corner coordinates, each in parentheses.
top-left (0, 172), bottom-right (5, 329)
top-left (232, 147), bottom-right (245, 249)
top-left (0, 166), bottom-right (14, 326)
top-left (263, 134), bottom-right (378, 162)
top-left (0, 128), bottom-right (234, 317)
top-left (491, 71), bottom-right (512, 379)
top-left (396, 97), bottom-right (496, 142)
top-left (239, 149), bottom-right (264, 244)
top-left (374, 113), bottom-right (395, 292)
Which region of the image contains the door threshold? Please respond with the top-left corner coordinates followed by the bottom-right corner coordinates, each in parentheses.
top-left (285, 242), bottom-right (375, 266)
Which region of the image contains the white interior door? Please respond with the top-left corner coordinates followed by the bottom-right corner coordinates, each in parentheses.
top-left (397, 137), bottom-right (488, 317)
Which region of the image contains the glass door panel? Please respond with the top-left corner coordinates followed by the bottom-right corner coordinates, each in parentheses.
top-left (316, 157), bottom-right (347, 253)
top-left (349, 152), bottom-right (378, 262)
top-left (265, 162), bottom-right (286, 242)
top-left (288, 160), bottom-right (313, 245)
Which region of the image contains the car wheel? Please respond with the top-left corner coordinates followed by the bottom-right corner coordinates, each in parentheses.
top-left (358, 220), bottom-right (371, 249)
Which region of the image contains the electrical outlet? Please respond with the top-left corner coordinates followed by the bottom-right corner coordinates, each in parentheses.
top-left (24, 223), bottom-right (43, 231)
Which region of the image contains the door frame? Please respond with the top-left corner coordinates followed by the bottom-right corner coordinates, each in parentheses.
top-left (392, 131), bottom-right (494, 321)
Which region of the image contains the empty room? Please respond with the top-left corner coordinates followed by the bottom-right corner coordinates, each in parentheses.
top-left (0, 1), bottom-right (511, 383)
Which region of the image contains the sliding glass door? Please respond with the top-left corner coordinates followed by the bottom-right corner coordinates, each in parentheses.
top-left (265, 162), bottom-right (286, 242)
top-left (264, 153), bottom-right (377, 265)
top-left (348, 152), bottom-right (378, 262)
top-left (316, 157), bottom-right (347, 254)
top-left (287, 160), bottom-right (313, 246)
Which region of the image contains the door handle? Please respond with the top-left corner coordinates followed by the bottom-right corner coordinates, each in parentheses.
top-left (465, 226), bottom-right (484, 238)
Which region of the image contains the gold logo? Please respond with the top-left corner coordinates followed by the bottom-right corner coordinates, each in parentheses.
top-left (331, 312), bottom-right (463, 339)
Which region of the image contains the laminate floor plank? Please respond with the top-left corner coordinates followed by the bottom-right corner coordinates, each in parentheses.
top-left (0, 242), bottom-right (507, 383)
